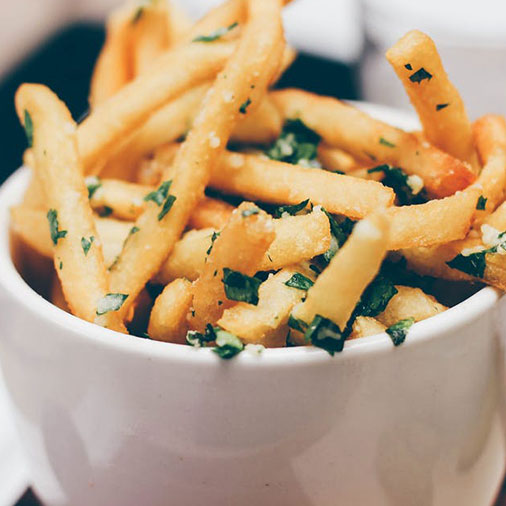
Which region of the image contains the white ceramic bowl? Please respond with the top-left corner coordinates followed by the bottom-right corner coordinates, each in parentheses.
top-left (0, 104), bottom-right (506, 506)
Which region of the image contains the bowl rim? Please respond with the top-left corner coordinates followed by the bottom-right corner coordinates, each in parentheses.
top-left (0, 103), bottom-right (501, 367)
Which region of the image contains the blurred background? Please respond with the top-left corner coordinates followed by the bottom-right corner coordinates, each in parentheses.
top-left (0, 1), bottom-right (505, 505)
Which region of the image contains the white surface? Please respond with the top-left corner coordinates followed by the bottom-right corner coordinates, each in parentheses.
top-left (0, 105), bottom-right (504, 506)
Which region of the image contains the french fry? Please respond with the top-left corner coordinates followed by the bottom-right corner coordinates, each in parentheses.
top-left (386, 30), bottom-right (477, 166)
top-left (109, 0), bottom-right (284, 321)
top-left (154, 208), bottom-right (331, 284)
top-left (81, 42), bottom-right (235, 172)
top-left (349, 316), bottom-right (386, 339)
top-left (386, 187), bottom-right (479, 250)
top-left (292, 212), bottom-right (390, 330)
top-left (15, 84), bottom-right (124, 331)
top-left (218, 269), bottom-right (306, 347)
top-left (166, 1), bottom-right (193, 44)
top-left (10, 206), bottom-right (131, 269)
top-left (89, 3), bottom-right (133, 108)
top-left (376, 285), bottom-right (447, 328)
top-left (189, 203), bottom-right (275, 331)
top-left (271, 88), bottom-right (476, 198)
top-left (188, 196), bottom-right (234, 230)
top-left (317, 144), bottom-right (363, 173)
top-left (148, 278), bottom-right (193, 343)
top-left (50, 275), bottom-right (69, 313)
top-left (130, 1), bottom-right (171, 77)
top-left (213, 151), bottom-right (394, 219)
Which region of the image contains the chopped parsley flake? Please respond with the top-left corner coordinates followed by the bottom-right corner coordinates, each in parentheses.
top-left (368, 164), bottom-right (425, 205)
top-left (320, 209), bottom-right (355, 263)
top-left (81, 236), bottom-right (94, 256)
top-left (59, 260), bottom-right (63, 270)
top-left (129, 226), bottom-right (140, 236)
top-left (206, 231), bottom-right (221, 256)
top-left (23, 110), bottom-right (33, 148)
top-left (285, 273), bottom-right (314, 291)
top-left (47, 209), bottom-right (67, 245)
top-left (476, 195), bottom-right (487, 210)
top-left (98, 206), bottom-right (113, 217)
top-left (239, 98), bottom-right (252, 114)
top-left (409, 67), bottom-right (433, 84)
top-left (379, 137), bottom-right (396, 148)
top-left (144, 180), bottom-right (172, 206)
top-left (436, 103), bottom-right (450, 111)
top-left (266, 119), bottom-right (321, 166)
top-left (241, 206), bottom-right (260, 218)
top-left (96, 293), bottom-right (128, 316)
top-left (213, 328), bottom-right (244, 359)
top-left (386, 317), bottom-right (415, 346)
top-left (158, 195), bottom-right (176, 220)
top-left (222, 268), bottom-right (261, 305)
top-left (186, 324), bottom-right (216, 348)
top-left (85, 176), bottom-right (102, 199)
top-left (404, 63), bottom-right (412, 70)
top-left (447, 250), bottom-right (488, 278)
top-left (132, 6), bottom-right (144, 23)
top-left (272, 199), bottom-right (310, 218)
top-left (193, 22), bottom-right (238, 42)
top-left (353, 275), bottom-right (398, 318)
top-left (304, 315), bottom-right (345, 355)
top-left (288, 314), bottom-right (307, 333)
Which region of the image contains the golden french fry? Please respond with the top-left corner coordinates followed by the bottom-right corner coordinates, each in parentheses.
top-left (349, 316), bottom-right (386, 339)
top-left (130, 1), bottom-right (171, 77)
top-left (148, 278), bottom-right (193, 343)
top-left (81, 42), bottom-right (235, 172)
top-left (165, 1), bottom-right (193, 44)
top-left (154, 208), bottom-right (331, 284)
top-left (386, 30), bottom-right (477, 166)
top-left (317, 144), bottom-right (363, 173)
top-left (50, 275), bottom-right (70, 313)
top-left (189, 203), bottom-right (275, 331)
top-left (292, 212), bottom-right (390, 330)
top-left (387, 187), bottom-right (479, 249)
top-left (213, 151), bottom-right (394, 219)
top-left (271, 88), bottom-right (476, 198)
top-left (11, 205), bottom-right (132, 270)
top-left (15, 84), bottom-right (124, 331)
top-left (89, 3), bottom-right (133, 108)
top-left (109, 0), bottom-right (285, 321)
top-left (21, 171), bottom-right (45, 208)
top-left (188, 196), bottom-right (234, 230)
top-left (218, 269), bottom-right (306, 347)
top-left (376, 285), bottom-right (447, 328)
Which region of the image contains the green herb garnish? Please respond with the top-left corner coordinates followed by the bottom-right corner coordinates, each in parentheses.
top-left (304, 315), bottom-right (345, 355)
top-left (47, 209), bottom-right (67, 245)
top-left (98, 206), bottom-right (113, 217)
top-left (404, 63), bottom-right (412, 70)
top-left (186, 324), bottom-right (216, 347)
top-left (222, 268), bottom-right (261, 305)
top-left (287, 314), bottom-right (308, 333)
top-left (23, 110), bottom-right (33, 148)
top-left (368, 164), bottom-right (425, 205)
top-left (353, 275), bottom-right (398, 318)
top-left (213, 328), bottom-right (244, 359)
top-left (239, 98), bottom-right (251, 114)
top-left (193, 22), bottom-right (238, 42)
top-left (96, 293), bottom-right (128, 316)
top-left (132, 6), bottom-right (144, 23)
top-left (285, 273), bottom-right (314, 291)
top-left (436, 103), bottom-right (449, 111)
top-left (409, 67), bottom-right (433, 83)
top-left (386, 317), bottom-right (415, 346)
top-left (158, 195), bottom-right (176, 220)
top-left (144, 180), bottom-right (172, 206)
top-left (85, 176), bottom-right (102, 199)
top-left (319, 209), bottom-right (355, 263)
top-left (476, 195), bottom-right (487, 210)
top-left (206, 231), bottom-right (220, 256)
top-left (272, 199), bottom-right (310, 218)
top-left (81, 236), bottom-right (94, 256)
top-left (379, 137), bottom-right (396, 148)
top-left (266, 119), bottom-right (321, 166)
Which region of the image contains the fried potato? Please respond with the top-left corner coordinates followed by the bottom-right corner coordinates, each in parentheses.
top-left (349, 316), bottom-right (386, 339)
top-left (50, 275), bottom-right (69, 313)
top-left (317, 144), bottom-right (363, 173)
top-left (154, 209), bottom-right (331, 284)
top-left (292, 212), bottom-right (390, 330)
top-left (271, 88), bottom-right (476, 198)
top-left (386, 187), bottom-right (480, 249)
top-left (109, 0), bottom-right (285, 321)
top-left (376, 285), bottom-right (447, 328)
top-left (386, 30), bottom-right (477, 166)
top-left (81, 42), bottom-right (235, 172)
top-left (15, 84), bottom-right (124, 331)
top-left (213, 151), bottom-right (394, 219)
top-left (189, 203), bottom-right (275, 331)
top-left (187, 196), bottom-right (234, 230)
top-left (218, 269), bottom-right (306, 347)
top-left (148, 278), bottom-right (193, 343)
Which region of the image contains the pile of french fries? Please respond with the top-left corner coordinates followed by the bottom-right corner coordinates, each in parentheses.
top-left (10, 0), bottom-right (506, 357)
